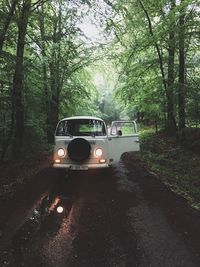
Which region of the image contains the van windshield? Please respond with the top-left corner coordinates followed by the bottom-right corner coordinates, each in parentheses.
top-left (56, 119), bottom-right (106, 136)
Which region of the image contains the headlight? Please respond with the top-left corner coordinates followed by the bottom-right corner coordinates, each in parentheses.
top-left (56, 206), bottom-right (64, 213)
top-left (57, 148), bottom-right (66, 158)
top-left (94, 148), bottom-right (103, 157)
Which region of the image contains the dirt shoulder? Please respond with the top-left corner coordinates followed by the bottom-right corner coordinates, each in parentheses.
top-left (122, 152), bottom-right (200, 256)
top-left (134, 129), bottom-right (200, 210)
top-left (0, 154), bottom-right (53, 199)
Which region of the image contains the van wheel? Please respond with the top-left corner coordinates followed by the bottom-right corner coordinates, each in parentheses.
top-left (67, 138), bottom-right (91, 162)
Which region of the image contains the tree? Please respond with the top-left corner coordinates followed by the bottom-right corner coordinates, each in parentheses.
top-left (1, 0), bottom-right (101, 159)
top-left (166, 0), bottom-right (177, 134)
top-left (36, 0), bottom-right (100, 143)
top-left (178, 0), bottom-right (186, 130)
top-left (0, 0), bottom-right (18, 51)
top-left (12, 0), bottom-right (32, 157)
top-left (105, 0), bottom-right (199, 134)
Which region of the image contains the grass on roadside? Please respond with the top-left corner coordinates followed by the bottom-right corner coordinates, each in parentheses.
top-left (137, 129), bottom-right (200, 210)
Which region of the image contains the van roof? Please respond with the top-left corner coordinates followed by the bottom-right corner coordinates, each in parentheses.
top-left (60, 116), bottom-right (104, 122)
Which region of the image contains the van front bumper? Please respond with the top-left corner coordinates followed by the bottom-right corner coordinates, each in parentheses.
top-left (53, 163), bottom-right (109, 170)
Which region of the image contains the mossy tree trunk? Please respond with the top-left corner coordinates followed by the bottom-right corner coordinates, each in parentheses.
top-left (12, 0), bottom-right (32, 158)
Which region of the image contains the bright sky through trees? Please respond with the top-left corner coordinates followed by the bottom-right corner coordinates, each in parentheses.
top-left (79, 21), bottom-right (100, 40)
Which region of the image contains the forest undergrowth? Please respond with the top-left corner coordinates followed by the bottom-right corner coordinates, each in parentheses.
top-left (137, 128), bottom-right (200, 210)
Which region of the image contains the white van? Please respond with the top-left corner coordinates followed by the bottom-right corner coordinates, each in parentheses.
top-left (53, 116), bottom-right (139, 170)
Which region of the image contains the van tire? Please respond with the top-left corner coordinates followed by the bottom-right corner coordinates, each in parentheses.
top-left (68, 138), bottom-right (91, 162)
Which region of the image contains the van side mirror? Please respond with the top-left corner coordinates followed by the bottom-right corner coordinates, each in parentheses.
top-left (117, 130), bottom-right (122, 136)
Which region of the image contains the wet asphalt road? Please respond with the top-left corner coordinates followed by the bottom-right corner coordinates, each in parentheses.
top-left (0, 158), bottom-right (200, 267)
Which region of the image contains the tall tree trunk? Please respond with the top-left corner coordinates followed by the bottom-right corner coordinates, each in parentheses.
top-left (0, 0), bottom-right (18, 51)
top-left (48, 59), bottom-right (59, 144)
top-left (47, 1), bottom-right (62, 144)
top-left (178, 1), bottom-right (186, 131)
top-left (1, 84), bottom-right (15, 161)
top-left (138, 0), bottom-right (176, 135)
top-left (138, 0), bottom-right (166, 91)
top-left (39, 0), bottom-right (51, 143)
top-left (12, 0), bottom-right (31, 158)
top-left (166, 0), bottom-right (177, 135)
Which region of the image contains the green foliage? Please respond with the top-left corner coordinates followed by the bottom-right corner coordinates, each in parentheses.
top-left (59, 69), bottom-right (99, 118)
top-left (0, 0), bottom-right (114, 159)
top-left (107, 0), bottom-right (200, 129)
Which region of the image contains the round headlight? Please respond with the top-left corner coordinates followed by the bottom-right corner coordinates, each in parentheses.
top-left (57, 148), bottom-right (65, 158)
top-left (94, 148), bottom-right (103, 157)
top-left (57, 206), bottom-right (64, 213)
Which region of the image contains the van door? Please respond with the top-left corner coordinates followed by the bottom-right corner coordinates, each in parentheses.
top-left (108, 121), bottom-right (140, 165)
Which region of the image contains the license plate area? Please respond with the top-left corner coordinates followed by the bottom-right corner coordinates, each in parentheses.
top-left (70, 165), bottom-right (88, 170)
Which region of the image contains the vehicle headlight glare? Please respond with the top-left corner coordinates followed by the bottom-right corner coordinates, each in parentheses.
top-left (57, 206), bottom-right (64, 213)
top-left (57, 148), bottom-right (65, 158)
top-left (95, 148), bottom-right (103, 157)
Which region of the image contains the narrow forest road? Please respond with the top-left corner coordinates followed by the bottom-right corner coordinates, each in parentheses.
top-left (0, 155), bottom-right (200, 267)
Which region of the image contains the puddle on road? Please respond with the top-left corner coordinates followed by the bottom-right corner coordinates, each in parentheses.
top-left (0, 167), bottom-right (139, 267)
top-left (0, 176), bottom-right (79, 267)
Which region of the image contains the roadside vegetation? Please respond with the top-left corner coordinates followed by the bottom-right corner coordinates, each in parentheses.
top-left (137, 128), bottom-right (200, 210)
